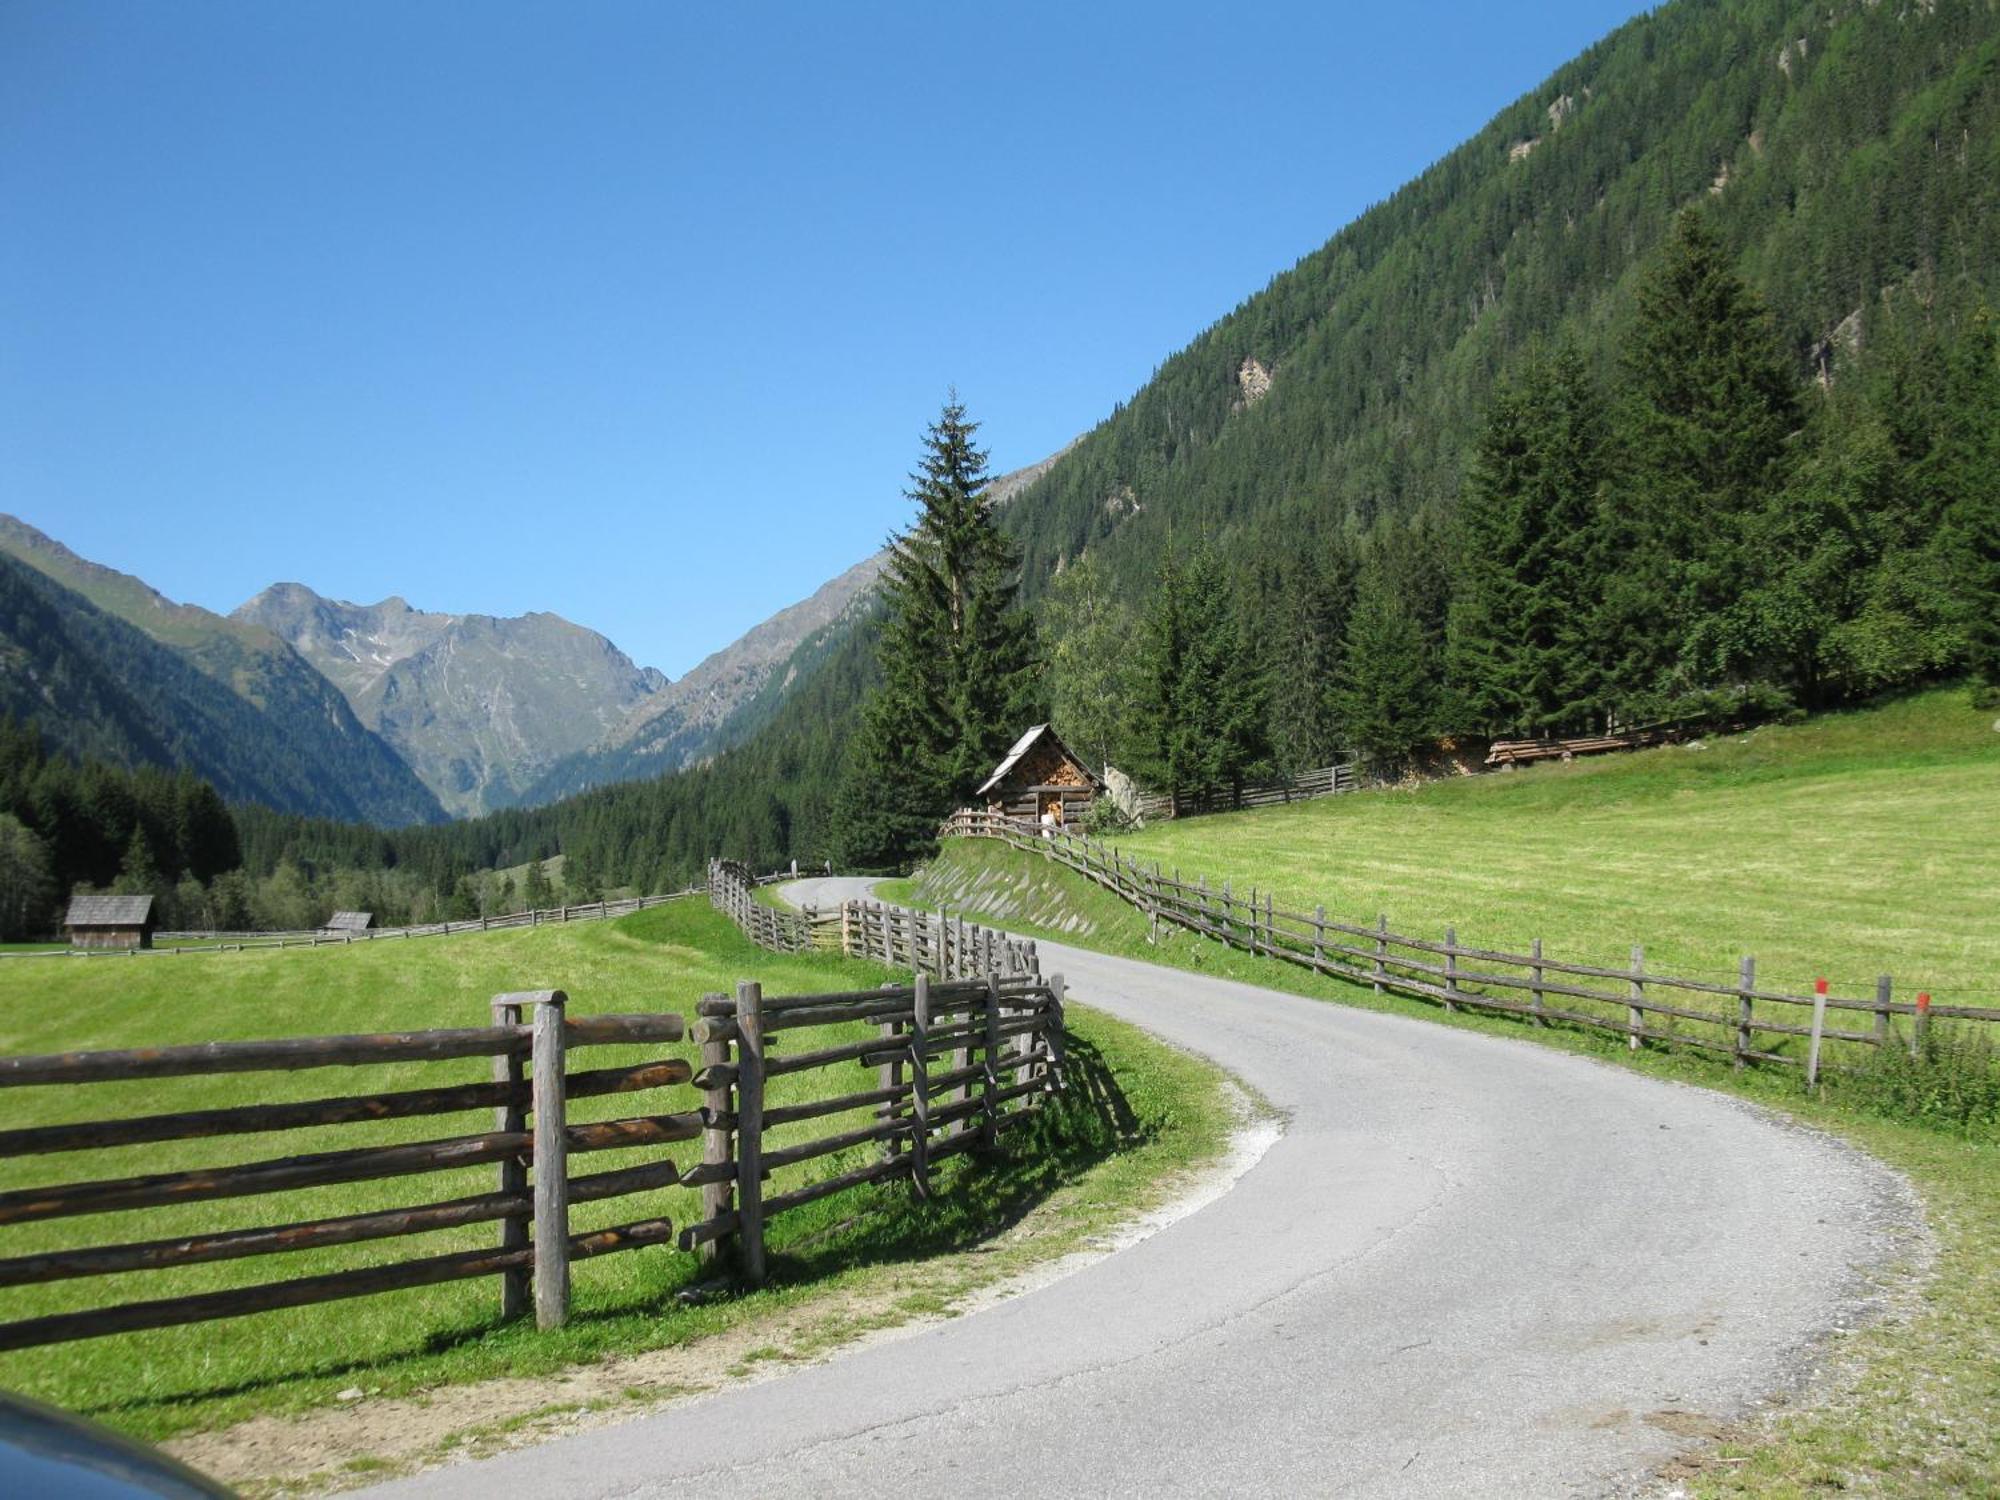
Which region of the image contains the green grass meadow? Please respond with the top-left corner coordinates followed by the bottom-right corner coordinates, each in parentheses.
top-left (0, 901), bottom-right (1234, 1444)
top-left (1114, 689), bottom-right (2000, 1006)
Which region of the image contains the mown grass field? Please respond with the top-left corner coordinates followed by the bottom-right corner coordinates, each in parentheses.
top-left (0, 900), bottom-right (1235, 1452)
top-left (905, 688), bottom-right (2000, 1498)
top-left (1114, 690), bottom-right (2000, 1006)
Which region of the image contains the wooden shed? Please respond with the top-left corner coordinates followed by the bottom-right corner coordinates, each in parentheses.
top-left (64, 894), bottom-right (156, 951)
top-left (979, 724), bottom-right (1103, 828)
top-left (322, 911), bottom-right (376, 936)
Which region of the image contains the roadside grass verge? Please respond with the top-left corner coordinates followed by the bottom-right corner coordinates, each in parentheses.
top-left (0, 900), bottom-right (1237, 1452)
top-left (909, 823), bottom-right (2000, 1497)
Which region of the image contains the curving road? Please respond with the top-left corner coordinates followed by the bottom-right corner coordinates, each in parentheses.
top-left (372, 877), bottom-right (1910, 1499)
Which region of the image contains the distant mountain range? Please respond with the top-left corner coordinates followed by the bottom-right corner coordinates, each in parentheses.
top-left (0, 519), bottom-right (445, 825)
top-left (233, 584), bottom-right (671, 817)
top-left (0, 449), bottom-right (1067, 823)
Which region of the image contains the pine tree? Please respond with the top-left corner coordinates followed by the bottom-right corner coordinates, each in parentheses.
top-left (1136, 542), bottom-right (1268, 809)
top-left (1334, 562), bottom-right (1436, 776)
top-left (1041, 550), bottom-right (1142, 775)
top-left (1449, 344), bottom-right (1610, 734)
top-left (1266, 544), bottom-right (1353, 771)
top-left (836, 397), bottom-right (1039, 870)
top-left (1609, 210), bottom-right (1800, 704)
top-left (113, 825), bottom-right (163, 897)
top-left (523, 856), bottom-right (554, 910)
top-left (0, 815), bottom-right (54, 942)
top-left (1929, 312), bottom-right (2000, 700)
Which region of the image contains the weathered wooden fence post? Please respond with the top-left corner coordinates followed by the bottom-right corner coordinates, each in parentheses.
top-left (1529, 938), bottom-right (1546, 1027)
top-left (491, 994), bottom-right (529, 1319)
top-left (1807, 977), bottom-right (1828, 1088)
top-left (695, 991), bottom-right (735, 1269)
top-left (1874, 975), bottom-right (1892, 1051)
top-left (1047, 973), bottom-right (1067, 1086)
top-left (1443, 926), bottom-right (1459, 1012)
top-left (1735, 956), bottom-right (1755, 1069)
top-left (529, 990), bottom-right (570, 1329)
top-left (733, 980), bottom-right (766, 1284)
top-left (1312, 905), bottom-right (1326, 970)
top-left (1627, 946), bottom-right (1646, 1051)
top-left (909, 972), bottom-right (932, 1198)
top-left (981, 973), bottom-right (1001, 1150)
top-left (878, 984), bottom-right (906, 1167)
top-left (1374, 914), bottom-right (1388, 994)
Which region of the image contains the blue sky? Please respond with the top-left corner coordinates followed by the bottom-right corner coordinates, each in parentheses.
top-left (2, 2), bottom-right (1651, 677)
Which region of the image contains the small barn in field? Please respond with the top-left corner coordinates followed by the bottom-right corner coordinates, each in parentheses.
top-left (64, 894), bottom-right (156, 950)
top-left (322, 911), bottom-right (376, 936)
top-left (979, 724), bottom-right (1103, 827)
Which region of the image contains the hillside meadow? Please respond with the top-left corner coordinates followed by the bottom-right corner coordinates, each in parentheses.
top-left (0, 902), bottom-right (1233, 1456)
top-left (1111, 690), bottom-right (2000, 1006)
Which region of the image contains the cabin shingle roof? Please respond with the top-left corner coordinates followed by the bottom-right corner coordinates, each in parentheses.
top-left (64, 894), bottom-right (156, 928)
top-left (324, 911), bottom-right (375, 932)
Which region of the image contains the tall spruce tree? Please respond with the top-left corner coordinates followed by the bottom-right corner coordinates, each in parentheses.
top-left (1136, 541), bottom-right (1268, 810)
top-left (1334, 559), bottom-right (1436, 776)
top-left (1041, 550), bottom-right (1142, 775)
top-left (1607, 210), bottom-right (1800, 706)
top-left (1266, 543), bottom-right (1354, 771)
top-left (835, 398), bottom-right (1039, 870)
top-left (1929, 312), bottom-right (2000, 700)
top-left (1449, 344), bottom-right (1610, 735)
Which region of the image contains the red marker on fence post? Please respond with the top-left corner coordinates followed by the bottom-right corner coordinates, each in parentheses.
top-left (1912, 991), bottom-right (1932, 1059)
top-left (1807, 978), bottom-right (1829, 1089)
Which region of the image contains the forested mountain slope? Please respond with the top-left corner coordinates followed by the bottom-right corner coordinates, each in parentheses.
top-left (996, 0), bottom-right (2000, 590)
top-left (0, 552), bottom-right (445, 824)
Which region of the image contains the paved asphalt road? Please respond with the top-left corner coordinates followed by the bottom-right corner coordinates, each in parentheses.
top-left (372, 876), bottom-right (1910, 1499)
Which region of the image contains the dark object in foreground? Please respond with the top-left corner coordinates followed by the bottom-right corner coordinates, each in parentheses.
top-left (0, 1391), bottom-right (233, 1497)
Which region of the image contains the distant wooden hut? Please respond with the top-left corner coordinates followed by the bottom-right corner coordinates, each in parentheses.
top-left (322, 911), bottom-right (376, 936)
top-left (64, 894), bottom-right (156, 950)
top-left (978, 724), bottom-right (1103, 828)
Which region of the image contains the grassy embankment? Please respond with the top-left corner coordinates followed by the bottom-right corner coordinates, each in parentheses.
top-left (904, 688), bottom-right (2000, 1497)
top-left (0, 900), bottom-right (1235, 1454)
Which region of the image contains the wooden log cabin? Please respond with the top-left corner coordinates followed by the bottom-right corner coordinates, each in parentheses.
top-left (64, 894), bottom-right (157, 950)
top-left (322, 910), bottom-right (376, 936)
top-left (978, 724), bottom-right (1103, 828)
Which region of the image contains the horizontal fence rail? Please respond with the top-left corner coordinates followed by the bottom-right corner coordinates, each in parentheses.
top-left (700, 860), bottom-right (1066, 1278)
top-left (940, 809), bottom-right (1996, 1081)
top-left (1132, 762), bottom-right (1355, 823)
top-left (2, 860), bottom-right (1068, 1350)
top-left (0, 992), bottom-right (690, 1349)
top-left (707, 860), bottom-right (1043, 982)
top-left (676, 973), bottom-right (1065, 1282)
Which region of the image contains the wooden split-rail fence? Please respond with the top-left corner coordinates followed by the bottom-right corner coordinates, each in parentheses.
top-left (0, 864), bottom-right (1068, 1350)
top-left (941, 809), bottom-right (2000, 1081)
top-left (0, 994), bottom-right (691, 1351)
top-left (707, 859), bottom-right (1044, 982)
top-left (695, 861), bottom-right (1066, 1278)
top-left (1132, 761), bottom-right (1356, 823)
top-left (675, 973), bottom-right (1064, 1283)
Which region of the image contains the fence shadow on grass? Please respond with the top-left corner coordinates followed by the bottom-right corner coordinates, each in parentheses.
top-left (762, 1029), bottom-right (1152, 1283)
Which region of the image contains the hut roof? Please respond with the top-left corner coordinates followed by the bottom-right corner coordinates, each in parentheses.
top-left (977, 723), bottom-right (1101, 797)
top-left (324, 911), bottom-right (375, 933)
top-left (65, 894), bottom-right (156, 929)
